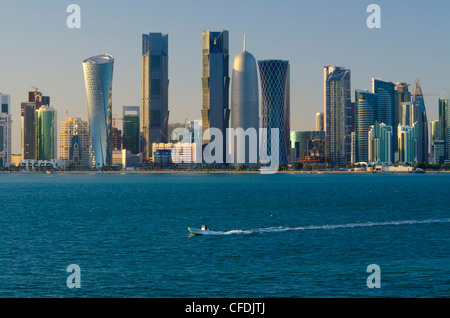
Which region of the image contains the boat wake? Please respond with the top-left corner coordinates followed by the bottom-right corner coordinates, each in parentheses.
top-left (219, 218), bottom-right (450, 236)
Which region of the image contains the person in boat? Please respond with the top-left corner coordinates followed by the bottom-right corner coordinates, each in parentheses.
top-left (201, 224), bottom-right (208, 231)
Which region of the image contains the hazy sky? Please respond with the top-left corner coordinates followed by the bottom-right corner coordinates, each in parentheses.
top-left (1, 0), bottom-right (449, 153)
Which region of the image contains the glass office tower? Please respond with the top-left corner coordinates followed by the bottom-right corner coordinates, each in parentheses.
top-left (36, 106), bottom-right (57, 160)
top-left (201, 30), bottom-right (230, 163)
top-left (123, 106), bottom-right (140, 155)
top-left (324, 66), bottom-right (352, 166)
top-left (368, 121), bottom-right (393, 164)
top-left (412, 78), bottom-right (428, 162)
top-left (142, 33), bottom-right (169, 160)
top-left (355, 90), bottom-right (378, 163)
top-left (258, 60), bottom-right (290, 164)
top-left (83, 54), bottom-right (114, 168)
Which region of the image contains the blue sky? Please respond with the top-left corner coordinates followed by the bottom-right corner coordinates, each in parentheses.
top-left (1, 0), bottom-right (449, 153)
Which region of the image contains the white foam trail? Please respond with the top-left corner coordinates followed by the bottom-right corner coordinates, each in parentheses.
top-left (221, 218), bottom-right (450, 236)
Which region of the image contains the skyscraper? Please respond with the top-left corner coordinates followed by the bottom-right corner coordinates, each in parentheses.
top-left (83, 54), bottom-right (114, 168)
top-left (230, 36), bottom-right (259, 165)
top-left (412, 78), bottom-right (428, 162)
top-left (439, 88), bottom-right (450, 163)
top-left (201, 30), bottom-right (230, 163)
top-left (123, 106), bottom-right (140, 155)
top-left (36, 106), bottom-right (57, 160)
top-left (258, 60), bottom-right (290, 164)
top-left (59, 117), bottom-right (91, 168)
top-left (368, 121), bottom-right (393, 164)
top-left (324, 66), bottom-right (352, 166)
top-left (0, 94), bottom-right (12, 167)
top-left (394, 82), bottom-right (411, 157)
top-left (355, 89), bottom-right (378, 163)
top-left (398, 124), bottom-right (417, 164)
top-left (372, 79), bottom-right (395, 126)
top-left (142, 33), bottom-right (169, 160)
top-left (316, 112), bottom-right (324, 132)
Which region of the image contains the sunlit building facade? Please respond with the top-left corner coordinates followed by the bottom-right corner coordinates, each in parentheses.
top-left (355, 89), bottom-right (377, 163)
top-left (83, 54), bottom-right (114, 168)
top-left (439, 88), bottom-right (450, 163)
top-left (368, 122), bottom-right (392, 164)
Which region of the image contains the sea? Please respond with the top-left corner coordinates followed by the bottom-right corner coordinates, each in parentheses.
top-left (0, 172), bottom-right (449, 298)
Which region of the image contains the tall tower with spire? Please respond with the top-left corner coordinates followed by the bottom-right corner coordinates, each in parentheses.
top-left (412, 78), bottom-right (429, 162)
top-left (230, 35), bottom-right (259, 165)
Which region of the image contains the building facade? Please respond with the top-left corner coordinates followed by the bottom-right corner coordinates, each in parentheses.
top-left (0, 94), bottom-right (12, 167)
top-left (201, 30), bottom-right (230, 163)
top-left (230, 37), bottom-right (259, 165)
top-left (324, 66), bottom-right (352, 166)
top-left (355, 90), bottom-right (378, 163)
top-left (83, 54), bottom-right (114, 168)
top-left (316, 112), bottom-right (324, 132)
top-left (123, 106), bottom-right (140, 155)
top-left (142, 33), bottom-right (169, 160)
top-left (368, 122), bottom-right (393, 164)
top-left (36, 106), bottom-right (57, 160)
top-left (412, 78), bottom-right (428, 163)
top-left (259, 60), bottom-right (290, 164)
top-left (398, 124), bottom-right (417, 164)
top-left (59, 117), bottom-right (91, 168)
top-left (290, 131), bottom-right (325, 163)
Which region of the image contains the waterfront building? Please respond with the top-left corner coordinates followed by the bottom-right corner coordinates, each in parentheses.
top-left (259, 60), bottom-right (290, 164)
top-left (0, 93), bottom-right (12, 167)
top-left (19, 159), bottom-right (65, 171)
top-left (438, 88), bottom-right (450, 163)
top-left (324, 66), bottom-right (352, 166)
top-left (123, 106), bottom-right (140, 155)
top-left (398, 124), bottom-right (417, 164)
top-left (142, 33), bottom-right (169, 160)
top-left (355, 89), bottom-right (378, 163)
top-left (59, 117), bottom-right (91, 168)
top-left (36, 106), bottom-right (57, 160)
top-left (230, 36), bottom-right (259, 165)
top-left (368, 122), bottom-right (393, 164)
top-left (201, 30), bottom-right (230, 164)
top-left (83, 54), bottom-right (114, 168)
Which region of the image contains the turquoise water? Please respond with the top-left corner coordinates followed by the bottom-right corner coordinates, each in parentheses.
top-left (0, 173), bottom-right (449, 297)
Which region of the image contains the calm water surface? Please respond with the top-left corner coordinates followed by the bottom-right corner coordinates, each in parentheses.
top-left (0, 173), bottom-right (449, 297)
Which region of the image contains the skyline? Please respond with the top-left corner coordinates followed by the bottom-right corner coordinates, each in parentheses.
top-left (2, 0), bottom-right (450, 154)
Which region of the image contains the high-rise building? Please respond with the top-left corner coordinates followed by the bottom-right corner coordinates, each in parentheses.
top-left (439, 88), bottom-right (450, 163)
top-left (201, 30), bottom-right (230, 163)
top-left (316, 112), bottom-right (324, 132)
top-left (398, 124), bottom-right (417, 164)
top-left (324, 66), bottom-right (352, 166)
top-left (412, 78), bottom-right (428, 162)
top-left (259, 60), bottom-right (290, 164)
top-left (36, 106), bottom-right (57, 160)
top-left (431, 120), bottom-right (439, 145)
top-left (83, 54), bottom-right (114, 168)
top-left (0, 94), bottom-right (12, 167)
top-left (372, 79), bottom-right (395, 126)
top-left (59, 117), bottom-right (91, 168)
top-left (123, 106), bottom-right (140, 155)
top-left (230, 36), bottom-right (259, 165)
top-left (142, 33), bottom-right (169, 160)
top-left (394, 82), bottom-right (411, 157)
top-left (355, 90), bottom-right (378, 163)
top-left (112, 127), bottom-right (122, 150)
top-left (368, 122), bottom-right (393, 164)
